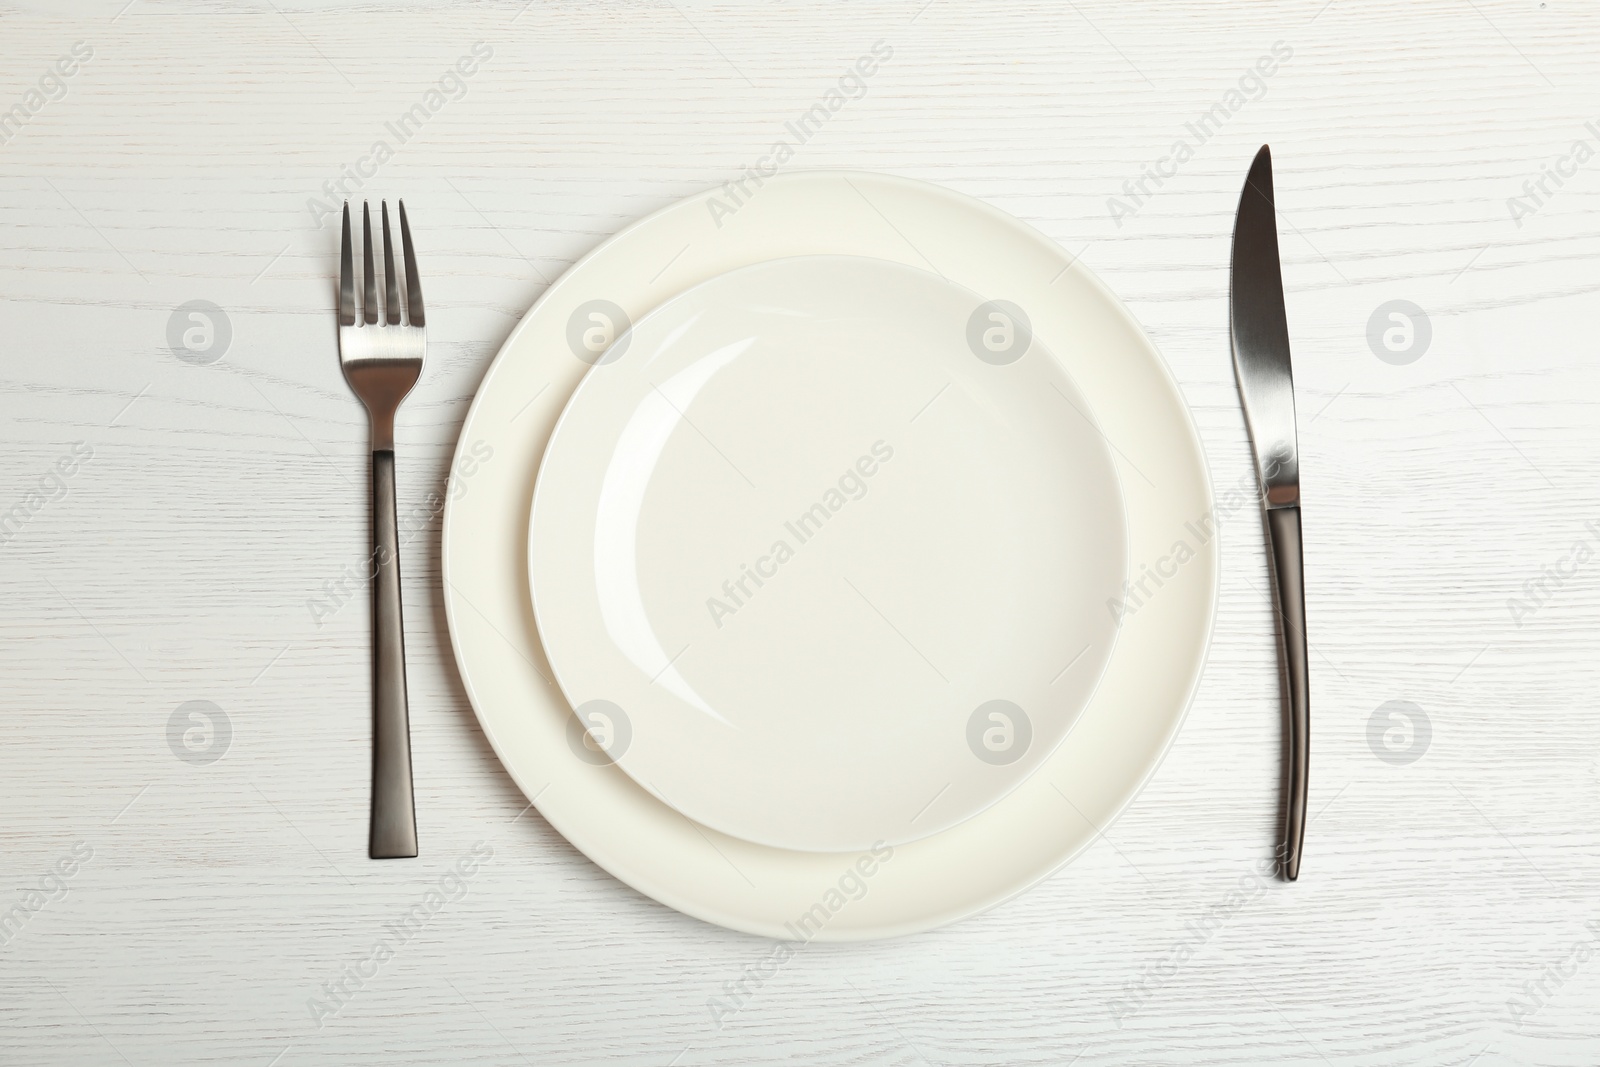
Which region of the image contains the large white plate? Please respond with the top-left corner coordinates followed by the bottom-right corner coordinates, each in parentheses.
top-left (442, 171), bottom-right (1216, 940)
top-left (528, 255), bottom-right (1127, 853)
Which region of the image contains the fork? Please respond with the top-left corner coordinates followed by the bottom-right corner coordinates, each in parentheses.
top-left (339, 200), bottom-right (424, 859)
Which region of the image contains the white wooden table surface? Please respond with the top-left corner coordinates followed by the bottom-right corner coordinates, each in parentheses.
top-left (3, 1), bottom-right (1599, 1063)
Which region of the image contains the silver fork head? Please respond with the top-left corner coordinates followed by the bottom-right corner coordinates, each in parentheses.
top-left (338, 199), bottom-right (426, 450)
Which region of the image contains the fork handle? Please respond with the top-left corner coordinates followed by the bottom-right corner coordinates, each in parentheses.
top-left (370, 449), bottom-right (418, 858)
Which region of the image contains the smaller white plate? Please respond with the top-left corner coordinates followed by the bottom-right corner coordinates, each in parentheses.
top-left (528, 255), bottom-right (1127, 853)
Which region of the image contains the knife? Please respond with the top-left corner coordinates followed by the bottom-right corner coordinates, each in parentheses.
top-left (1229, 144), bottom-right (1308, 881)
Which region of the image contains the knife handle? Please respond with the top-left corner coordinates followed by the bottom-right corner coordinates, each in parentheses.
top-left (1266, 504), bottom-right (1308, 880)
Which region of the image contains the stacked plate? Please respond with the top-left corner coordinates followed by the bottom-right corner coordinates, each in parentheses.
top-left (442, 171), bottom-right (1216, 940)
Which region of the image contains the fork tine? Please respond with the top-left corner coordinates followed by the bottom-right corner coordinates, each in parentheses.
top-left (361, 202), bottom-right (378, 325)
top-left (338, 202), bottom-right (355, 326)
top-left (380, 201), bottom-right (401, 325)
top-left (398, 200), bottom-right (425, 328)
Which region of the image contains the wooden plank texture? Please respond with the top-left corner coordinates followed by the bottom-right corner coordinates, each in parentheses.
top-left (1, 1), bottom-right (1598, 1063)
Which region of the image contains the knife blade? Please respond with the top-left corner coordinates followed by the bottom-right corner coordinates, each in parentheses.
top-left (1229, 143), bottom-right (1309, 881)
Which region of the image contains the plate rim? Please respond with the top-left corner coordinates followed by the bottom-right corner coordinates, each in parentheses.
top-left (441, 168), bottom-right (1219, 940)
